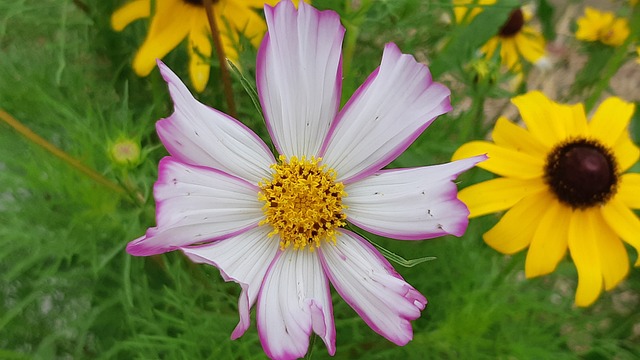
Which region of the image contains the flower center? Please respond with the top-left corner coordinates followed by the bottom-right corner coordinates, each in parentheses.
top-left (498, 8), bottom-right (524, 37)
top-left (544, 138), bottom-right (618, 209)
top-left (259, 156), bottom-right (347, 251)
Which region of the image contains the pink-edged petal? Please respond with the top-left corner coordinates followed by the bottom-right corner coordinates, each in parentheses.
top-left (257, 1), bottom-right (344, 158)
top-left (319, 230), bottom-right (426, 346)
top-left (344, 155), bottom-right (486, 240)
top-left (180, 227), bottom-right (279, 339)
top-left (257, 249), bottom-right (335, 359)
top-left (127, 157), bottom-right (264, 256)
top-left (156, 61), bottom-right (275, 184)
top-left (320, 42), bottom-right (451, 183)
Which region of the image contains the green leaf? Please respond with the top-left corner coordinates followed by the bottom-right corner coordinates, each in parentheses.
top-left (368, 239), bottom-right (437, 268)
top-left (430, 0), bottom-right (519, 77)
top-left (537, 0), bottom-right (556, 41)
top-left (227, 60), bottom-right (263, 119)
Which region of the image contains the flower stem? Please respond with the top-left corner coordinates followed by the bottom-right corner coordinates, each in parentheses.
top-left (203, 0), bottom-right (238, 119)
top-left (0, 108), bottom-right (128, 197)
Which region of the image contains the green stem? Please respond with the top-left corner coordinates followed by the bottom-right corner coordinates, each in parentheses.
top-left (203, 0), bottom-right (238, 119)
top-left (458, 91), bottom-right (487, 142)
top-left (342, 0), bottom-right (372, 81)
top-left (304, 334), bottom-right (317, 360)
top-left (0, 109), bottom-right (130, 198)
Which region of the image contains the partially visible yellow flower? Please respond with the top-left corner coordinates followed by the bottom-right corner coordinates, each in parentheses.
top-left (636, 47), bottom-right (640, 64)
top-left (453, 91), bottom-right (640, 307)
top-left (453, 0), bottom-right (496, 24)
top-left (575, 7), bottom-right (630, 47)
top-left (453, 2), bottom-right (546, 72)
top-left (482, 8), bottom-right (546, 71)
top-left (631, 0), bottom-right (638, 6)
top-left (111, 0), bottom-right (279, 92)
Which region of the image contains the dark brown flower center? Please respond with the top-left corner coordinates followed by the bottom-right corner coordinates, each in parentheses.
top-left (498, 8), bottom-right (524, 37)
top-left (544, 139), bottom-right (618, 209)
top-left (183, 0), bottom-right (204, 5)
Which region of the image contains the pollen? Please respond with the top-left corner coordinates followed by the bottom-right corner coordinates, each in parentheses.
top-left (258, 155), bottom-right (347, 251)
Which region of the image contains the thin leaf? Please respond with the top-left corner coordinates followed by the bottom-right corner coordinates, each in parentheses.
top-left (227, 60), bottom-right (263, 119)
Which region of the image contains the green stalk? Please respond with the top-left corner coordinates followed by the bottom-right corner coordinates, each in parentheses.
top-left (0, 109), bottom-right (128, 197)
top-left (203, 0), bottom-right (238, 119)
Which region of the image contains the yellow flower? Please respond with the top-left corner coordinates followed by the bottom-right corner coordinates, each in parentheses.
top-left (482, 8), bottom-right (546, 71)
top-left (453, 91), bottom-right (640, 307)
top-left (636, 46), bottom-right (640, 64)
top-left (111, 0), bottom-right (279, 92)
top-left (575, 7), bottom-right (630, 47)
top-left (453, 2), bottom-right (546, 71)
top-left (453, 0), bottom-right (496, 24)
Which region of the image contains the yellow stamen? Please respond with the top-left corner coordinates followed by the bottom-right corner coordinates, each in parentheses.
top-left (258, 155), bottom-right (347, 251)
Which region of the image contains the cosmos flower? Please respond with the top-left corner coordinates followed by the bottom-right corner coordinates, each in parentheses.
top-left (129, 1), bottom-right (483, 358)
top-left (453, 1), bottom-right (546, 71)
top-left (575, 7), bottom-right (630, 47)
top-left (111, 0), bottom-right (279, 92)
top-left (453, 91), bottom-right (640, 307)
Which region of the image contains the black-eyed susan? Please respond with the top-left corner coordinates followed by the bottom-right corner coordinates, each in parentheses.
top-left (453, 91), bottom-right (640, 307)
top-left (453, 1), bottom-right (546, 71)
top-left (111, 0), bottom-right (279, 92)
top-left (575, 7), bottom-right (630, 47)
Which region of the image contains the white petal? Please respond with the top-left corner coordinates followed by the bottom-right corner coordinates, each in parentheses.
top-left (344, 156), bottom-right (485, 239)
top-left (257, 1), bottom-right (344, 158)
top-left (320, 43), bottom-right (451, 183)
top-left (257, 249), bottom-right (336, 359)
top-left (319, 230), bottom-right (426, 346)
top-left (180, 227), bottom-right (279, 339)
top-left (127, 157), bottom-right (264, 256)
top-left (156, 61), bottom-right (275, 184)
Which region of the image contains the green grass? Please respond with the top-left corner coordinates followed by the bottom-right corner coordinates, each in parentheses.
top-left (1, 0), bottom-right (640, 359)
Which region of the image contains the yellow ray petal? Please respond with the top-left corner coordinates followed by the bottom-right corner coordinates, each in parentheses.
top-left (481, 36), bottom-right (500, 59)
top-left (601, 198), bottom-right (640, 265)
top-left (617, 173), bottom-right (640, 209)
top-left (132, 1), bottom-right (194, 76)
top-left (188, 15), bottom-right (213, 93)
top-left (223, 0), bottom-right (268, 48)
top-left (568, 209), bottom-right (603, 307)
top-left (244, 0), bottom-right (279, 7)
top-left (588, 97), bottom-right (636, 148)
top-left (491, 117), bottom-right (548, 157)
top-left (612, 133), bottom-right (640, 172)
top-left (512, 91), bottom-right (566, 147)
top-left (483, 190), bottom-right (550, 254)
top-left (111, 0), bottom-right (150, 32)
top-left (499, 38), bottom-right (519, 71)
top-left (453, 0), bottom-right (497, 23)
top-left (514, 27), bottom-right (545, 63)
top-left (545, 101), bottom-right (589, 140)
top-left (525, 199), bottom-right (569, 278)
top-left (592, 210), bottom-right (629, 290)
top-left (459, 177), bottom-right (547, 218)
top-left (452, 141), bottom-right (545, 179)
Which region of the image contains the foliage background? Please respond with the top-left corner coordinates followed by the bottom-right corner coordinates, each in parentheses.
top-left (1, 0), bottom-right (639, 359)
